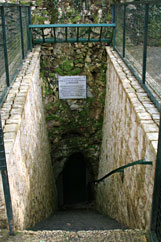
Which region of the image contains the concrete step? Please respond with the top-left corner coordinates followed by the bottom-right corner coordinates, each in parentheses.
top-left (5, 229), bottom-right (151, 242)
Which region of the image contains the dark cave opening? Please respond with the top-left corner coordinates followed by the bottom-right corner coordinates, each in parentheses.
top-left (63, 152), bottom-right (87, 205)
top-left (56, 152), bottom-right (95, 208)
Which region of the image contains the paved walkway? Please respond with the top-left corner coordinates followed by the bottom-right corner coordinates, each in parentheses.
top-left (2, 207), bottom-right (151, 241)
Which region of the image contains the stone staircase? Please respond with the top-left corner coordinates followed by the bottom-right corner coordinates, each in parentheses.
top-left (2, 206), bottom-right (151, 241)
top-left (5, 229), bottom-right (150, 242)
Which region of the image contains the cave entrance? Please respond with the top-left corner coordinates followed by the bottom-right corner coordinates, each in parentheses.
top-left (63, 152), bottom-right (88, 205)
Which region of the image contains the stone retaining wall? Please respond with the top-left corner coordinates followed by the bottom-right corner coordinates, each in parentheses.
top-left (96, 47), bottom-right (159, 230)
top-left (0, 46), bottom-right (57, 230)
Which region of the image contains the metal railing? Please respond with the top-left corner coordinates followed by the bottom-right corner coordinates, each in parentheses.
top-left (112, 1), bottom-right (161, 111)
top-left (0, 3), bottom-right (30, 106)
top-left (0, 114), bottom-right (14, 235)
top-left (29, 23), bottom-right (115, 47)
top-left (0, 2), bottom-right (30, 235)
top-left (151, 110), bottom-right (161, 242)
top-left (92, 159), bottom-right (152, 184)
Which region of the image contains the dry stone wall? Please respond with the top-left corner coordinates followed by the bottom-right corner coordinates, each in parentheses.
top-left (96, 47), bottom-right (159, 230)
top-left (35, 0), bottom-right (111, 189)
top-left (0, 46), bottom-right (57, 230)
top-left (41, 42), bottom-right (107, 183)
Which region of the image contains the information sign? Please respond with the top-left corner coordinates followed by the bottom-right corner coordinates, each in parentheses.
top-left (58, 76), bottom-right (86, 99)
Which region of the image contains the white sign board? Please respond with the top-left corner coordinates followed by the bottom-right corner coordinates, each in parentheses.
top-left (58, 76), bottom-right (86, 99)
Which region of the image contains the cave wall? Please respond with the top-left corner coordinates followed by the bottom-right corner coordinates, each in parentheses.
top-left (41, 42), bottom-right (107, 183)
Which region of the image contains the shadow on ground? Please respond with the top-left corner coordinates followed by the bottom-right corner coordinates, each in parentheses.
top-left (30, 208), bottom-right (127, 231)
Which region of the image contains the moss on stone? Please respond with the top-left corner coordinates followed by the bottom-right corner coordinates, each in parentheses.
top-left (9, 0), bottom-right (18, 3)
top-left (71, 68), bottom-right (81, 75)
top-left (19, 1), bottom-right (30, 4)
top-left (32, 15), bottom-right (46, 24)
top-left (46, 114), bottom-right (56, 121)
top-left (74, 59), bottom-right (84, 64)
top-left (54, 67), bottom-right (64, 75)
top-left (61, 60), bottom-right (74, 72)
top-left (45, 88), bottom-right (53, 95)
top-left (36, 0), bottom-right (43, 5)
top-left (71, 14), bottom-right (81, 23)
top-left (49, 73), bottom-right (55, 78)
top-left (41, 58), bottom-right (50, 68)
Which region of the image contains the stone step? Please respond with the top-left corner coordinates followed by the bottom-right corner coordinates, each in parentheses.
top-left (0, 208), bottom-right (151, 241)
top-left (5, 229), bottom-right (150, 242)
top-left (30, 209), bottom-right (127, 231)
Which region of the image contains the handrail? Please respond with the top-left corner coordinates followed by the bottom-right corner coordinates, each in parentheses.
top-left (150, 110), bottom-right (161, 242)
top-left (0, 4), bottom-right (30, 106)
top-left (29, 23), bottom-right (116, 28)
top-left (0, 114), bottom-right (14, 235)
top-left (29, 23), bottom-right (116, 46)
top-left (111, 1), bottom-right (160, 6)
top-left (93, 159), bottom-right (152, 184)
top-left (0, 3), bottom-right (30, 7)
top-left (112, 1), bottom-right (161, 111)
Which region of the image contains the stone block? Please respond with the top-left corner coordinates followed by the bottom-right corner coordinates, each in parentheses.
top-left (151, 141), bottom-right (158, 152)
top-left (137, 112), bottom-right (152, 120)
top-left (4, 142), bottom-right (13, 154)
top-left (4, 132), bottom-right (16, 142)
top-left (146, 132), bottom-right (159, 141)
top-left (142, 123), bottom-right (159, 133)
top-left (4, 124), bottom-right (18, 133)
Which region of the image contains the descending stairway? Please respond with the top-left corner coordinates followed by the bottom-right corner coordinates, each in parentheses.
top-left (3, 205), bottom-right (151, 242)
top-left (5, 229), bottom-right (150, 242)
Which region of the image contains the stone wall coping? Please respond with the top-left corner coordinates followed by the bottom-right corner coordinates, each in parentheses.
top-left (106, 47), bottom-right (159, 155)
top-left (0, 46), bottom-right (41, 162)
